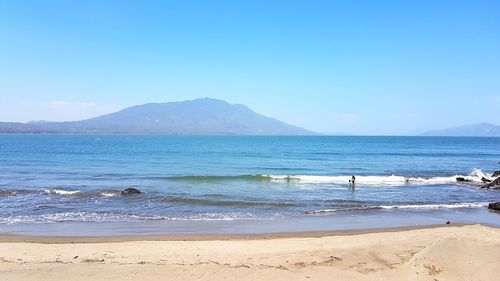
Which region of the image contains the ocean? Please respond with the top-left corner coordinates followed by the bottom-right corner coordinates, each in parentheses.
top-left (1, 135), bottom-right (499, 235)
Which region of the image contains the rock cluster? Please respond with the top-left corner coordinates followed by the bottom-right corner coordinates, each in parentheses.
top-left (488, 202), bottom-right (500, 211)
top-left (481, 177), bottom-right (491, 183)
top-left (482, 171), bottom-right (500, 189)
top-left (486, 171), bottom-right (500, 213)
top-left (483, 177), bottom-right (500, 189)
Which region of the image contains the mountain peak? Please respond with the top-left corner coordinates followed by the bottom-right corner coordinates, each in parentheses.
top-left (0, 98), bottom-right (314, 135)
top-left (180, 97), bottom-right (229, 104)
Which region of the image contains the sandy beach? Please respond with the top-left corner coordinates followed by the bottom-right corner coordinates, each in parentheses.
top-left (0, 224), bottom-right (499, 281)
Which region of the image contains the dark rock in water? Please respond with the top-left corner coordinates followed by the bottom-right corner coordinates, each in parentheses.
top-left (121, 188), bottom-right (142, 196)
top-left (488, 202), bottom-right (500, 211)
top-left (482, 177), bottom-right (500, 189)
top-left (445, 220), bottom-right (451, 225)
top-left (456, 177), bottom-right (470, 182)
top-left (481, 177), bottom-right (492, 183)
top-left (492, 171), bottom-right (500, 178)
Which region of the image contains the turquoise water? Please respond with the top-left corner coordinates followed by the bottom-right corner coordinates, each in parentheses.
top-left (0, 135), bottom-right (499, 232)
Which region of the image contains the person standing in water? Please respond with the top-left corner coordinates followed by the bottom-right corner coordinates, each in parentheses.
top-left (351, 175), bottom-right (356, 189)
top-left (347, 179), bottom-right (352, 189)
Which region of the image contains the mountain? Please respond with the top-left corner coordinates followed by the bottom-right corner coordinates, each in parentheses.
top-left (0, 98), bottom-right (314, 135)
top-left (420, 123), bottom-right (500, 137)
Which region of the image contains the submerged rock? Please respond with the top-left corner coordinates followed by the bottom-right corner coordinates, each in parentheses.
top-left (488, 202), bottom-right (500, 211)
top-left (121, 188), bottom-right (142, 196)
top-left (481, 177), bottom-right (492, 183)
top-left (482, 177), bottom-right (500, 189)
top-left (456, 177), bottom-right (470, 182)
top-left (0, 190), bottom-right (15, 196)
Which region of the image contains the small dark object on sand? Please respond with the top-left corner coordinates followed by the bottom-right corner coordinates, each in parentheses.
top-left (121, 188), bottom-right (142, 196)
top-left (446, 221), bottom-right (451, 225)
top-left (488, 202), bottom-right (500, 211)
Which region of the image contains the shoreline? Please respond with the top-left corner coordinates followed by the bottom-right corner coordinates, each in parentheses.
top-left (1, 207), bottom-right (499, 237)
top-left (0, 223), bottom-right (473, 243)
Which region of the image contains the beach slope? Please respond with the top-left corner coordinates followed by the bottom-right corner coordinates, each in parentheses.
top-left (0, 225), bottom-right (499, 281)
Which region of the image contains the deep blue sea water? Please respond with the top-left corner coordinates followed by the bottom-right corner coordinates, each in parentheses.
top-left (0, 135), bottom-right (499, 235)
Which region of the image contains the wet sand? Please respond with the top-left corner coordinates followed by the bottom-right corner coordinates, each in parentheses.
top-left (1, 224), bottom-right (499, 281)
top-left (2, 207), bottom-right (499, 237)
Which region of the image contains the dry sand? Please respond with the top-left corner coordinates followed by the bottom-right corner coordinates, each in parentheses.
top-left (0, 224), bottom-right (499, 281)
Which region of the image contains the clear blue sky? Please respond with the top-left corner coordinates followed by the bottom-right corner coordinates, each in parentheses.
top-left (1, 0), bottom-right (499, 135)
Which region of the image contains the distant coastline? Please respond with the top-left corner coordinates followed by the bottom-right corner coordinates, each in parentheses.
top-left (421, 122), bottom-right (500, 137)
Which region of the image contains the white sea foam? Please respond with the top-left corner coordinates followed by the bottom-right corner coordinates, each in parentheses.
top-left (0, 212), bottom-right (158, 224)
top-left (44, 189), bottom-right (80, 195)
top-left (306, 202), bottom-right (489, 214)
top-left (265, 168), bottom-right (491, 186)
top-left (379, 202), bottom-right (489, 209)
top-left (0, 212), bottom-right (271, 224)
top-left (100, 191), bottom-right (119, 197)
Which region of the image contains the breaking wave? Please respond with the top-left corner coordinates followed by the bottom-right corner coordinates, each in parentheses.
top-left (165, 169), bottom-right (492, 186)
top-left (44, 189), bottom-right (80, 195)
